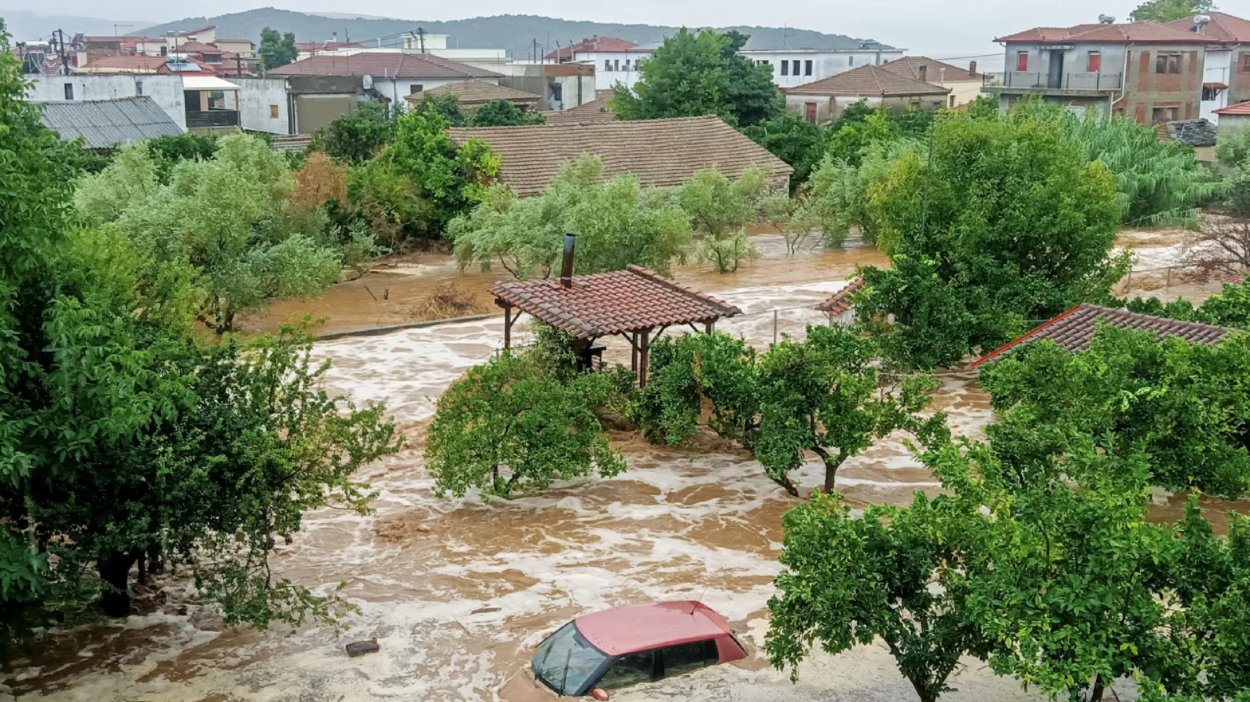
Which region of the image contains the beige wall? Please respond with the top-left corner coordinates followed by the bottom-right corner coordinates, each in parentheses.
top-left (942, 79), bottom-right (983, 107)
top-left (784, 93), bottom-right (947, 125)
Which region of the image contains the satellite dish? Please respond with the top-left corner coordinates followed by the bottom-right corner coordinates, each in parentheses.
top-left (362, 74), bottom-right (374, 90)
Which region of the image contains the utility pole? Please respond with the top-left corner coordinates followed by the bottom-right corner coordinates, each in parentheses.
top-left (532, 37), bottom-right (539, 64)
top-left (51, 29), bottom-right (71, 76)
top-left (417, 26), bottom-right (427, 53)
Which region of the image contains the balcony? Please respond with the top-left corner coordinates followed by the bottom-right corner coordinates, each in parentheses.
top-left (982, 71), bottom-right (1123, 95)
top-left (186, 109), bottom-right (239, 128)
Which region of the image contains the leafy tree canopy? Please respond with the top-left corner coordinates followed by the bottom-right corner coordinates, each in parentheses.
top-left (469, 99), bottom-right (545, 127)
top-left (680, 166), bottom-right (784, 273)
top-left (450, 155), bottom-right (691, 279)
top-left (741, 113), bottom-right (825, 191)
top-left (1129, 0), bottom-right (1214, 22)
top-left (312, 101), bottom-right (397, 165)
top-left (611, 28), bottom-right (781, 127)
top-left (258, 27), bottom-right (298, 71)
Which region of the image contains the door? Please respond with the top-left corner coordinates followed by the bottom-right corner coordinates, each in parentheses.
top-left (1048, 50), bottom-right (1065, 89)
top-left (804, 101), bottom-right (818, 124)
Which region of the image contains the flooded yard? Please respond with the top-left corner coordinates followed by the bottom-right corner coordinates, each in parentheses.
top-left (3, 230), bottom-right (1243, 702)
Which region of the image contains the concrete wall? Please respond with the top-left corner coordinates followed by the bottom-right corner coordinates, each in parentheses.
top-left (25, 75), bottom-right (187, 129)
top-left (1229, 49), bottom-right (1250, 109)
top-left (943, 80), bottom-right (984, 107)
top-left (234, 78), bottom-right (293, 135)
top-left (1201, 48), bottom-right (1232, 122)
top-left (1121, 45), bottom-right (1206, 123)
top-left (1218, 113), bottom-right (1250, 136)
top-left (741, 49), bottom-right (906, 89)
top-left (374, 77), bottom-right (497, 110)
top-left (576, 50), bottom-right (651, 91)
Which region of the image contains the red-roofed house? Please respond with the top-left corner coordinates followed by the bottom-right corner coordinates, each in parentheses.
top-left (1214, 100), bottom-right (1250, 131)
top-left (1166, 12), bottom-right (1250, 122)
top-left (546, 35), bottom-right (652, 91)
top-left (986, 19), bottom-right (1216, 125)
top-left (267, 52), bottom-right (501, 111)
top-left (784, 65), bottom-right (950, 124)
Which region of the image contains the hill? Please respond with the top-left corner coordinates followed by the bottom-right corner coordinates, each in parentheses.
top-left (137, 8), bottom-right (895, 55)
top-left (0, 9), bottom-right (152, 41)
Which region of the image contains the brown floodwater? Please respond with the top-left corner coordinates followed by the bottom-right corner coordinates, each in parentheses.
top-left (4, 230), bottom-right (1243, 702)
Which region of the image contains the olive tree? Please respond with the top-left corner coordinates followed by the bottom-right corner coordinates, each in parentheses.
top-left (679, 166), bottom-right (781, 273)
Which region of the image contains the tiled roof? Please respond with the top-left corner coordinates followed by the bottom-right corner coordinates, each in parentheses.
top-left (786, 65), bottom-right (950, 97)
top-left (1165, 12), bottom-right (1250, 43)
top-left (171, 41), bottom-right (221, 53)
top-left (1215, 101), bottom-right (1250, 116)
top-left (447, 116), bottom-right (792, 197)
top-left (37, 97), bottom-right (183, 149)
top-left (544, 90), bottom-right (615, 125)
top-left (80, 55), bottom-right (170, 72)
top-left (815, 277), bottom-right (865, 315)
top-left (973, 304), bottom-right (1234, 367)
top-left (996, 21), bottom-right (1219, 44)
top-left (405, 79), bottom-right (540, 105)
top-left (268, 53), bottom-right (499, 79)
top-left (546, 36), bottom-right (638, 60)
top-left (879, 56), bottom-right (981, 83)
top-left (491, 265), bottom-right (741, 338)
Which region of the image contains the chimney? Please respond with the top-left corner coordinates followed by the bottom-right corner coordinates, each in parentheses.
top-left (559, 234), bottom-right (576, 288)
top-left (969, 60), bottom-right (977, 75)
top-left (917, 64), bottom-right (927, 83)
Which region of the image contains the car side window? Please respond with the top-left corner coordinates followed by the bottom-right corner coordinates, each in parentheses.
top-left (659, 639), bottom-right (719, 678)
top-left (595, 650), bottom-right (655, 690)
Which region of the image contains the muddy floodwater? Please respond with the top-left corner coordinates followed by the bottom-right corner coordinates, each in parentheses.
top-left (4, 231), bottom-right (1245, 702)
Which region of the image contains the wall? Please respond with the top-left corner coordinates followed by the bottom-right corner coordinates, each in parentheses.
top-left (1229, 48), bottom-right (1250, 109)
top-left (1201, 48), bottom-right (1232, 122)
top-left (579, 50), bottom-right (651, 91)
top-left (548, 74), bottom-right (597, 110)
top-left (943, 80), bottom-right (984, 107)
top-left (786, 93), bottom-right (947, 125)
top-left (25, 74), bottom-right (187, 129)
top-left (466, 62), bottom-right (597, 110)
top-left (234, 78), bottom-right (292, 135)
top-left (1218, 113), bottom-right (1250, 135)
top-left (1121, 44), bottom-right (1206, 123)
top-left (998, 93), bottom-right (1112, 117)
top-left (741, 49), bottom-right (906, 89)
top-left (374, 77), bottom-right (499, 111)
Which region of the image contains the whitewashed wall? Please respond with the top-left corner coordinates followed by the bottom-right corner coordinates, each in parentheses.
top-left (26, 75), bottom-right (187, 129)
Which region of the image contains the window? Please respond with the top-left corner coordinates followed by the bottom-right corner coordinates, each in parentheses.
top-left (532, 623), bottom-right (609, 696)
top-left (605, 59), bottom-right (611, 71)
top-left (622, 59), bottom-right (630, 70)
top-left (781, 60), bottom-right (789, 76)
top-left (269, 104), bottom-right (279, 118)
top-left (791, 59), bottom-right (801, 75)
top-left (804, 59), bottom-right (813, 76)
top-left (1156, 53), bottom-right (1181, 74)
top-left (660, 640), bottom-right (718, 679)
top-left (551, 83), bottom-right (563, 102)
top-left (63, 82), bottom-right (73, 100)
top-left (409, 84), bottom-right (424, 94)
top-left (949, 95), bottom-right (957, 108)
top-left (1241, 52), bottom-right (1250, 73)
top-left (804, 101), bottom-right (817, 123)
top-left (1087, 51), bottom-right (1101, 73)
top-left (613, 59), bottom-right (619, 71)
top-left (596, 650), bottom-right (655, 690)
top-left (1151, 105), bottom-right (1179, 124)
top-left (135, 80), bottom-right (143, 96)
top-left (1016, 51), bottom-right (1029, 72)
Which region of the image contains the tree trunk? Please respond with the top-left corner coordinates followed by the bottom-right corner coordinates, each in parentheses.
top-left (814, 447), bottom-right (846, 495)
top-left (910, 679), bottom-right (938, 702)
top-left (97, 551), bottom-right (138, 618)
top-left (770, 473), bottom-right (799, 497)
top-left (1087, 675), bottom-right (1106, 702)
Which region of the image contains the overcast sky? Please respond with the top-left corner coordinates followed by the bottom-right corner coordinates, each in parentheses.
top-left (9, 0), bottom-right (1155, 59)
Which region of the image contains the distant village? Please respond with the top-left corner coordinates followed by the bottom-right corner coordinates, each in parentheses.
top-left (10, 12), bottom-right (1250, 152)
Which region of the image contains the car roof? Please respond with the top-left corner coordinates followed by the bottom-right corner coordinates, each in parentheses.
top-left (574, 601), bottom-right (733, 656)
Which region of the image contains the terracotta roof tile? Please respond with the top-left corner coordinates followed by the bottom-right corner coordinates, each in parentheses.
top-left (268, 53), bottom-right (498, 79)
top-left (815, 277), bottom-right (865, 315)
top-left (1165, 12), bottom-right (1250, 43)
top-left (544, 90), bottom-right (615, 124)
top-left (879, 56), bottom-right (982, 83)
top-left (973, 304), bottom-right (1235, 367)
top-left (546, 36), bottom-right (638, 60)
top-left (406, 79), bottom-right (540, 105)
top-left (492, 265), bottom-right (740, 338)
top-left (785, 65), bottom-right (950, 98)
top-left (1215, 101), bottom-right (1250, 116)
top-left (172, 41), bottom-right (221, 53)
top-left (447, 116), bottom-right (792, 197)
top-left (996, 21), bottom-right (1218, 44)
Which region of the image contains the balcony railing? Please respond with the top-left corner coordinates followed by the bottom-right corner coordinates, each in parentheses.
top-left (186, 109), bottom-right (240, 128)
top-left (982, 71), bottom-right (1123, 92)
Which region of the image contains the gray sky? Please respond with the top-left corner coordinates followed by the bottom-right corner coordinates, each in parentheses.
top-left (12, 0), bottom-right (1153, 59)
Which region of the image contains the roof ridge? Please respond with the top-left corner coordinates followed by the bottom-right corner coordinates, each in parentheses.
top-left (624, 265), bottom-right (742, 315)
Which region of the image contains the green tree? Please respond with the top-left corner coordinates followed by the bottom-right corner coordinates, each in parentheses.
top-left (426, 352), bottom-right (626, 499)
top-left (680, 166), bottom-right (775, 273)
top-left (258, 27), bottom-right (298, 72)
top-left (1129, 0), bottom-right (1214, 22)
top-left (450, 155), bottom-right (691, 279)
top-left (145, 132), bottom-right (217, 181)
top-left (313, 101), bottom-right (397, 164)
top-left (768, 490), bottom-right (990, 702)
top-left (412, 93), bottom-right (465, 125)
top-left (1217, 127), bottom-right (1250, 218)
top-left (855, 108), bottom-right (1125, 367)
top-left (826, 107), bottom-right (933, 167)
top-left (981, 326), bottom-right (1250, 498)
top-left (611, 28), bottom-right (781, 127)
top-left (741, 113), bottom-right (825, 191)
top-left (470, 99), bottom-right (545, 127)
top-left (75, 135), bottom-right (344, 332)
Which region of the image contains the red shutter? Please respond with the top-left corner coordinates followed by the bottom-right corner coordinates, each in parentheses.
top-left (1016, 51), bottom-right (1029, 72)
top-left (1088, 52), bottom-right (1101, 72)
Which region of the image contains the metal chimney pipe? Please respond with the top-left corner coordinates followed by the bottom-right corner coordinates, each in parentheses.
top-left (560, 234), bottom-right (576, 288)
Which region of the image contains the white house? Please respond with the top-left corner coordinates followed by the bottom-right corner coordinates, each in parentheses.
top-left (1165, 12), bottom-right (1250, 123)
top-left (740, 46), bottom-right (905, 89)
top-left (266, 52), bottom-right (502, 113)
top-left (546, 36), bottom-right (653, 91)
top-left (25, 74), bottom-right (188, 129)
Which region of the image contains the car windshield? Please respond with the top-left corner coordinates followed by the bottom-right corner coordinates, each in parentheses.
top-left (532, 622), bottom-right (609, 696)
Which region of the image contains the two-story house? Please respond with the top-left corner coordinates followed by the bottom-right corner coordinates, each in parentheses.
top-left (1165, 12), bottom-right (1250, 122)
top-left (546, 36), bottom-right (653, 92)
top-left (985, 20), bottom-right (1216, 125)
top-left (739, 44), bottom-right (905, 89)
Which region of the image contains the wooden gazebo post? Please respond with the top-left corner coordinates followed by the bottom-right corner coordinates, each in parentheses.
top-left (637, 329), bottom-right (652, 388)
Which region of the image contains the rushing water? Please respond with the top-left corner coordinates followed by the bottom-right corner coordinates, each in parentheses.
top-left (3, 232), bottom-right (1243, 702)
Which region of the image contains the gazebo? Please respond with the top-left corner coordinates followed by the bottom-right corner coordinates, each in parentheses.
top-left (815, 277), bottom-right (865, 325)
top-left (490, 236), bottom-right (741, 386)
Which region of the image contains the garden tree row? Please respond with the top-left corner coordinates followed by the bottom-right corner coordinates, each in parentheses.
top-left (450, 157), bottom-right (785, 278)
top-left (0, 25), bottom-right (401, 646)
top-left (632, 326), bottom-right (948, 495)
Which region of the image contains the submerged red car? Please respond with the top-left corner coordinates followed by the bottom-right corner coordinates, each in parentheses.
top-left (531, 601), bottom-right (748, 698)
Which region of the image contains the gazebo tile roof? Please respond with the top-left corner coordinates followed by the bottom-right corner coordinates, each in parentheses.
top-left (973, 304), bottom-right (1234, 367)
top-left (491, 265), bottom-right (741, 338)
top-left (816, 277), bottom-right (865, 314)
